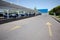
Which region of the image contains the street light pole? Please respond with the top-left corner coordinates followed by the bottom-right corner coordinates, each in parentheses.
top-left (6, 9), bottom-right (9, 19)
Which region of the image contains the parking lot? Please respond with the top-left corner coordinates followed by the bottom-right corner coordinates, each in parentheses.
top-left (0, 12), bottom-right (41, 24)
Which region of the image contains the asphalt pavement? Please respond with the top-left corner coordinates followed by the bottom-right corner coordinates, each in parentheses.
top-left (0, 14), bottom-right (60, 40)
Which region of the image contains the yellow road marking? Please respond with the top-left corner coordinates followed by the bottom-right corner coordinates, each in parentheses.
top-left (46, 22), bottom-right (52, 26)
top-left (46, 22), bottom-right (52, 37)
top-left (9, 26), bottom-right (21, 31)
top-left (48, 25), bottom-right (52, 37)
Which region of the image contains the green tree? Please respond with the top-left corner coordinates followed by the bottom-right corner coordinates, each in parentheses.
top-left (53, 6), bottom-right (60, 15)
top-left (49, 9), bottom-right (54, 15)
top-left (49, 5), bottom-right (60, 15)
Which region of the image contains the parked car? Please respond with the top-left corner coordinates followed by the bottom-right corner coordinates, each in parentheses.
top-left (29, 13), bottom-right (32, 17)
top-left (28, 13), bottom-right (35, 17)
top-left (25, 13), bottom-right (28, 17)
top-left (9, 13), bottom-right (18, 18)
top-left (20, 14), bottom-right (25, 17)
top-left (0, 13), bottom-right (3, 17)
top-left (37, 13), bottom-right (42, 15)
top-left (3, 13), bottom-right (7, 19)
top-left (3, 13), bottom-right (18, 19)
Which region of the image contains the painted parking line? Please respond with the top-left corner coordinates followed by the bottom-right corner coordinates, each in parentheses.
top-left (46, 22), bottom-right (52, 37)
top-left (9, 26), bottom-right (21, 31)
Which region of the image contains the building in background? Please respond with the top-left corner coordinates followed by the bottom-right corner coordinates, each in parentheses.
top-left (37, 9), bottom-right (48, 14)
top-left (0, 0), bottom-right (39, 19)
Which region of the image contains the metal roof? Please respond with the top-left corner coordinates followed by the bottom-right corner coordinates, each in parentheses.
top-left (0, 0), bottom-right (34, 12)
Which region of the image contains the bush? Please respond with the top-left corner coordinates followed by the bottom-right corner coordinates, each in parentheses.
top-left (49, 12), bottom-right (54, 15)
top-left (49, 9), bottom-right (54, 15)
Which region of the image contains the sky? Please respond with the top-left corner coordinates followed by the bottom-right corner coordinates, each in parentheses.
top-left (4, 0), bottom-right (60, 11)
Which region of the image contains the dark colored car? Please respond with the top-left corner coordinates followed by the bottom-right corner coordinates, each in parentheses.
top-left (29, 13), bottom-right (35, 17)
top-left (3, 13), bottom-right (7, 19)
top-left (25, 13), bottom-right (28, 17)
top-left (3, 13), bottom-right (18, 19)
top-left (9, 13), bottom-right (18, 18)
top-left (37, 13), bottom-right (42, 15)
top-left (20, 14), bottom-right (25, 17)
top-left (0, 13), bottom-right (3, 17)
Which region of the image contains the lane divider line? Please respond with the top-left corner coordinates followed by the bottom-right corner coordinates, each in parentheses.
top-left (46, 22), bottom-right (53, 37)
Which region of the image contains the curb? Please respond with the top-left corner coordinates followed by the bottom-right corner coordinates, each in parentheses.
top-left (52, 16), bottom-right (60, 23)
